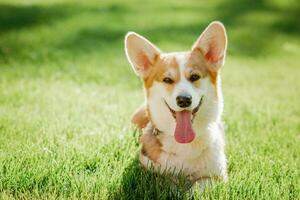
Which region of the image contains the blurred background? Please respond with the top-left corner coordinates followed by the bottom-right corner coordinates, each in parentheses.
top-left (0, 0), bottom-right (299, 199)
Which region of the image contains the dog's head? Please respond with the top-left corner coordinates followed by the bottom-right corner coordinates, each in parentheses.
top-left (125, 21), bottom-right (227, 144)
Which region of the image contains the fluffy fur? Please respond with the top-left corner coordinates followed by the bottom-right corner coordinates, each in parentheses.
top-left (125, 21), bottom-right (228, 187)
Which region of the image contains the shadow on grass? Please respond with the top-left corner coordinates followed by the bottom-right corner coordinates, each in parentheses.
top-left (0, 2), bottom-right (130, 62)
top-left (0, 0), bottom-right (300, 64)
top-left (0, 3), bottom-right (128, 34)
top-left (108, 158), bottom-right (194, 200)
top-left (216, 0), bottom-right (300, 35)
top-left (56, 26), bottom-right (126, 56)
top-left (214, 0), bottom-right (300, 57)
top-left (0, 4), bottom-right (79, 33)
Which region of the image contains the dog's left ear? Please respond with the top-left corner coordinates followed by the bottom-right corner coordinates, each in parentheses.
top-left (192, 21), bottom-right (227, 71)
top-left (125, 32), bottom-right (161, 78)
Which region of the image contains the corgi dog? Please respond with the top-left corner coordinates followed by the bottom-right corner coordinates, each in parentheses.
top-left (124, 21), bottom-right (228, 186)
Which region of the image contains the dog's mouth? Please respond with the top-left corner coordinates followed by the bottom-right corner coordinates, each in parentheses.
top-left (164, 96), bottom-right (203, 144)
top-left (164, 96), bottom-right (203, 121)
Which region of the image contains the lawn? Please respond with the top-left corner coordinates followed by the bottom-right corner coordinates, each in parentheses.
top-left (0, 0), bottom-right (299, 199)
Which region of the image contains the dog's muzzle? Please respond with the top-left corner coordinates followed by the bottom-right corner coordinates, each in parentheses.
top-left (164, 96), bottom-right (204, 120)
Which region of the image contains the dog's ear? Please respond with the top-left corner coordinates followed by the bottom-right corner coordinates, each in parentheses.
top-left (191, 21), bottom-right (227, 71)
top-left (125, 32), bottom-right (161, 77)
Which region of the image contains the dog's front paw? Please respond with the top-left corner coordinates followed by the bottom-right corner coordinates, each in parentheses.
top-left (197, 177), bottom-right (213, 192)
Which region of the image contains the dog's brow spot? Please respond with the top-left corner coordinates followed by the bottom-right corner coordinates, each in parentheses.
top-left (166, 69), bottom-right (176, 77)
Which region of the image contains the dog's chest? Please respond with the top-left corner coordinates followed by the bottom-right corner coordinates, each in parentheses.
top-left (152, 135), bottom-right (214, 178)
top-left (140, 123), bottom-right (226, 180)
top-left (160, 135), bottom-right (208, 160)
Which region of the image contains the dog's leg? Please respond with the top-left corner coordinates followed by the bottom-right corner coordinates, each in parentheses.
top-left (197, 177), bottom-right (213, 192)
top-left (195, 173), bottom-right (227, 193)
top-left (131, 103), bottom-right (149, 129)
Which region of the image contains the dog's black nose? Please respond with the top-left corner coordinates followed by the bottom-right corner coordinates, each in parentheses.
top-left (176, 95), bottom-right (192, 108)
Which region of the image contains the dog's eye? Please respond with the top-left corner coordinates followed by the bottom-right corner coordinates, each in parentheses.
top-left (163, 77), bottom-right (174, 84)
top-left (189, 74), bottom-right (201, 82)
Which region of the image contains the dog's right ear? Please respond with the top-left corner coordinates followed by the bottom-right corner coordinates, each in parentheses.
top-left (125, 32), bottom-right (161, 77)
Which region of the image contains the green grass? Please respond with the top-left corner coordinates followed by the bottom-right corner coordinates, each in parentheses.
top-left (0, 0), bottom-right (299, 199)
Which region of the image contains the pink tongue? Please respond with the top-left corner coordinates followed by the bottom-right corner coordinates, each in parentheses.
top-left (174, 111), bottom-right (195, 143)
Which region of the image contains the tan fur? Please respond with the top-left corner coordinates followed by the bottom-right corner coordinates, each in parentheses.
top-left (140, 130), bottom-right (162, 163)
top-left (144, 55), bottom-right (180, 95)
top-left (131, 104), bottom-right (149, 129)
